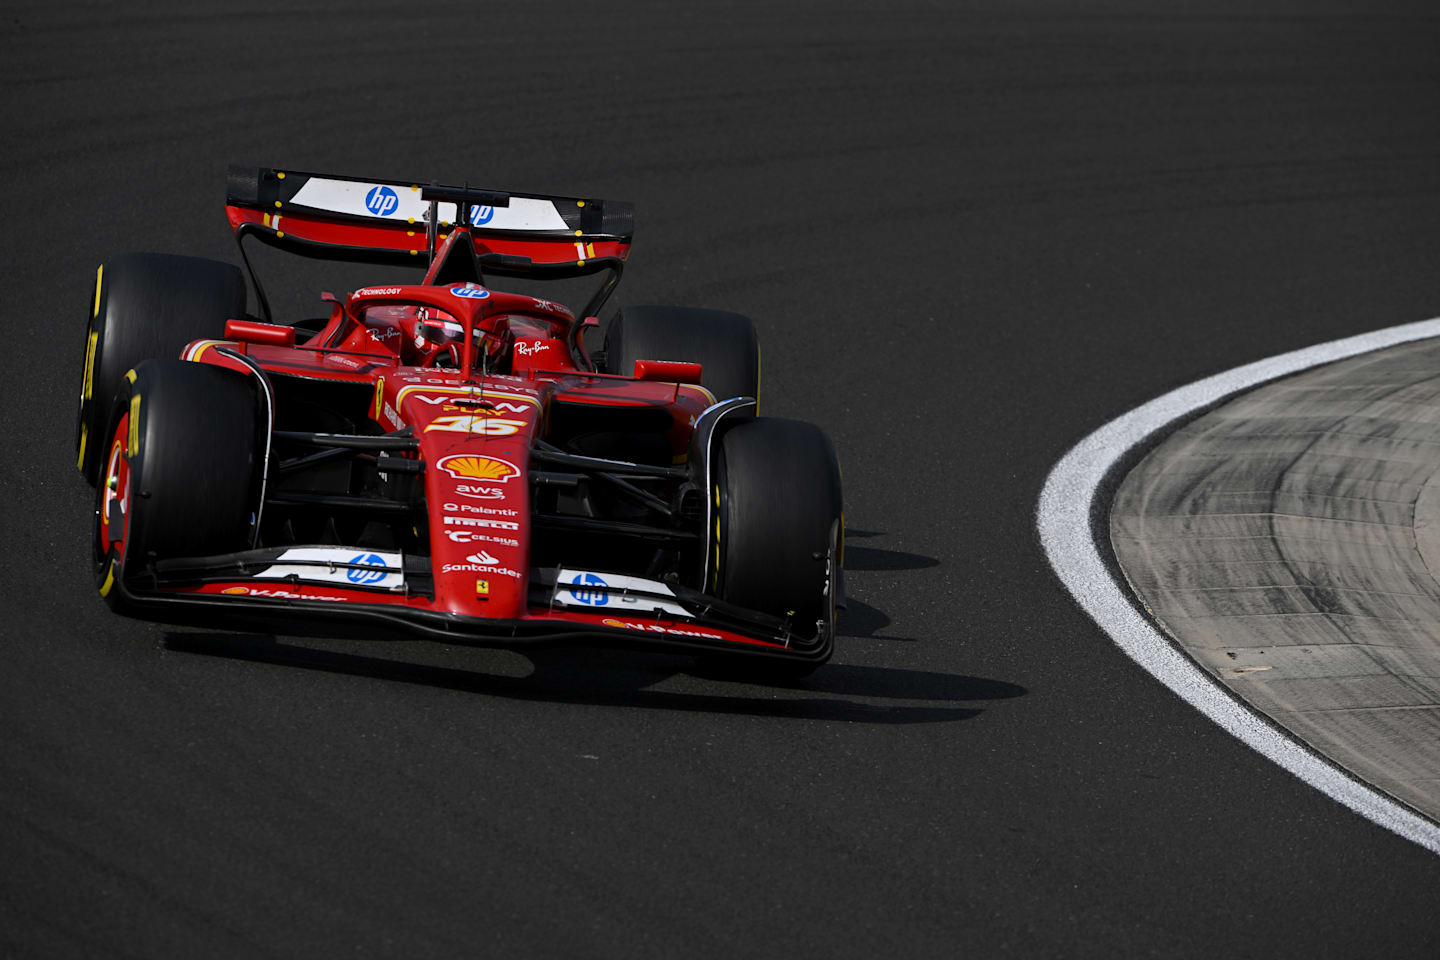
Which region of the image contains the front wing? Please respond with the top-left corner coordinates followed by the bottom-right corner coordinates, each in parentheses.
top-left (110, 548), bottom-right (835, 666)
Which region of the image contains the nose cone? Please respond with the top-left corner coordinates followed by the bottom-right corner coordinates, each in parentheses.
top-left (399, 376), bottom-right (543, 618)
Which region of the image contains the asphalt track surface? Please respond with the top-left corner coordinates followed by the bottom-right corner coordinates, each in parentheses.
top-left (3, 1), bottom-right (1439, 956)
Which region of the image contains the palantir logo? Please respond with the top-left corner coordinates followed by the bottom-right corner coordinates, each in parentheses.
top-left (346, 553), bottom-right (389, 585)
top-left (365, 185), bottom-right (400, 217)
top-left (567, 573), bottom-right (609, 605)
top-left (470, 204), bottom-right (494, 225)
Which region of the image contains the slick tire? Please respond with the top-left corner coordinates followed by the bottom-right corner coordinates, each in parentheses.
top-left (714, 416), bottom-right (842, 656)
top-left (77, 253), bottom-right (247, 486)
top-left (602, 305), bottom-right (759, 404)
top-left (94, 360), bottom-right (262, 610)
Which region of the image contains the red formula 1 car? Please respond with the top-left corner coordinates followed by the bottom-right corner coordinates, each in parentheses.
top-left (75, 166), bottom-right (843, 671)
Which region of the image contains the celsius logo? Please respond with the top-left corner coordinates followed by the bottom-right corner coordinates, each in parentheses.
top-left (365, 186), bottom-right (399, 216)
top-left (346, 553), bottom-right (389, 584)
top-left (567, 572), bottom-right (609, 605)
top-left (466, 550), bottom-right (499, 564)
top-left (449, 285), bottom-right (491, 299)
top-left (470, 204), bottom-right (494, 225)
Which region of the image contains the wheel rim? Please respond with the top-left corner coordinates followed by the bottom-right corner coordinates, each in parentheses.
top-left (98, 411), bottom-right (131, 561)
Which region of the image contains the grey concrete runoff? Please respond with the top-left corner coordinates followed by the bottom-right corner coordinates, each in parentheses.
top-left (1112, 338), bottom-right (1440, 819)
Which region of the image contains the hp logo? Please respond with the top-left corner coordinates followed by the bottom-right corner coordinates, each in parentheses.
top-left (567, 573), bottom-right (609, 605)
top-left (365, 185), bottom-right (400, 217)
top-left (449, 286), bottom-right (491, 299)
top-left (346, 553), bottom-right (389, 585)
top-left (470, 204), bottom-right (495, 225)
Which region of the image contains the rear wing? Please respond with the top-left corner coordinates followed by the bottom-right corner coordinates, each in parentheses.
top-left (225, 165), bottom-right (634, 320)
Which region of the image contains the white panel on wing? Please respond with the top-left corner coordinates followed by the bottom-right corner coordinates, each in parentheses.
top-left (552, 568), bottom-right (692, 618)
top-left (435, 197), bottom-right (569, 232)
top-left (254, 548), bottom-right (405, 589)
top-left (288, 179), bottom-right (427, 221)
top-left (289, 178), bottom-right (568, 231)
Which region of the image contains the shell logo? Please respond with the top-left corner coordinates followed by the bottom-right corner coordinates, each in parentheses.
top-left (222, 586), bottom-right (249, 595)
top-left (436, 454), bottom-right (519, 483)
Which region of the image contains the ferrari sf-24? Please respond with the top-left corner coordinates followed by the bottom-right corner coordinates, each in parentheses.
top-left (76, 166), bottom-right (843, 672)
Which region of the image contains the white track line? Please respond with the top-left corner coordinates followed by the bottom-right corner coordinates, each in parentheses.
top-left (1037, 317), bottom-right (1440, 855)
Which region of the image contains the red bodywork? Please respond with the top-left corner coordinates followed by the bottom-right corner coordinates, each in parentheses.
top-left (180, 282), bottom-right (746, 634)
top-left (104, 169), bottom-right (829, 662)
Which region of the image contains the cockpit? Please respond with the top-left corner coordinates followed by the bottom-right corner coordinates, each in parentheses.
top-left (357, 300), bottom-right (566, 374)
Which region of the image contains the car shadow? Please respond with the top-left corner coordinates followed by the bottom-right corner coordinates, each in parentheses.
top-left (843, 546), bottom-right (940, 571)
top-left (837, 531), bottom-right (938, 639)
top-left (839, 597), bottom-right (906, 639)
top-left (162, 632), bottom-right (1025, 726)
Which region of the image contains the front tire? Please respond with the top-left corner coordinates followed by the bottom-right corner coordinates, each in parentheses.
top-left (77, 253), bottom-right (246, 485)
top-left (94, 360), bottom-right (262, 609)
top-left (714, 417), bottom-right (842, 640)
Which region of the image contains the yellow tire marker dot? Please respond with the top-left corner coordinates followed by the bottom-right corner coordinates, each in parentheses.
top-left (274, 201), bottom-right (282, 208)
top-left (277, 171), bottom-right (286, 180)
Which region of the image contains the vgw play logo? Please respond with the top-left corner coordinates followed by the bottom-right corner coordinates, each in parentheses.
top-left (365, 185), bottom-right (400, 217)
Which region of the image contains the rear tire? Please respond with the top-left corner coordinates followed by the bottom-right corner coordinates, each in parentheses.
top-left (714, 417), bottom-right (842, 641)
top-left (77, 253), bottom-right (246, 485)
top-left (94, 360), bottom-right (262, 609)
top-left (602, 305), bottom-right (759, 403)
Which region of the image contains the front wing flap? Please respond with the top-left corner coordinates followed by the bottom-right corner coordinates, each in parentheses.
top-left (116, 548), bottom-right (833, 664)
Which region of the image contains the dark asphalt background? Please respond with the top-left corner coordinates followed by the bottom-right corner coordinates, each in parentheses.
top-left (4, 1), bottom-right (1440, 956)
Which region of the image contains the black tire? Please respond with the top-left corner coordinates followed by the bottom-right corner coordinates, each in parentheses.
top-left (94, 360), bottom-right (261, 608)
top-left (714, 417), bottom-right (842, 637)
top-left (602, 305), bottom-right (759, 403)
top-left (77, 253), bottom-right (246, 485)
